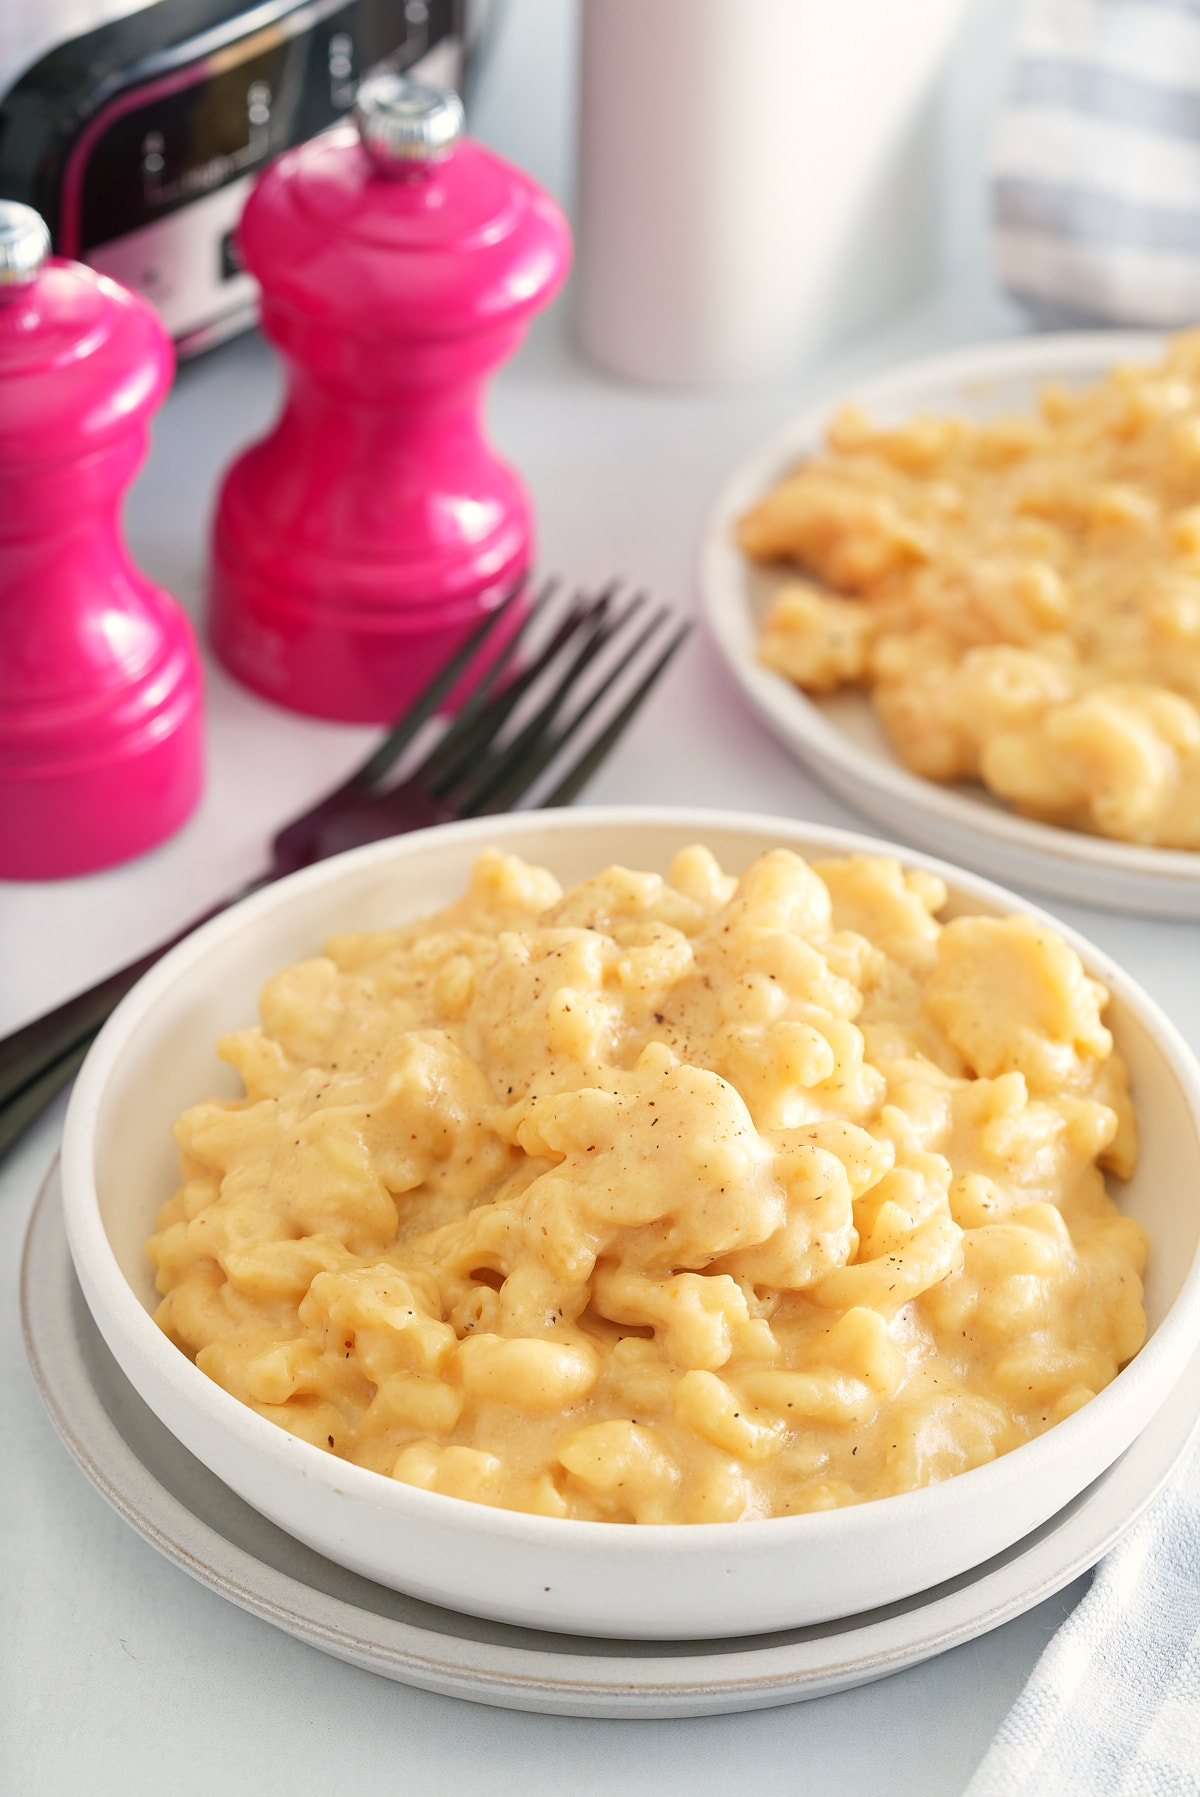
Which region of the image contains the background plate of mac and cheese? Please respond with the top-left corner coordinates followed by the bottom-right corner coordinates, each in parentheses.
top-left (701, 334), bottom-right (1200, 918)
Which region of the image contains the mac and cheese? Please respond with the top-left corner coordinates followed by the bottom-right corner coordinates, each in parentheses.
top-left (742, 334), bottom-right (1200, 847)
top-left (148, 847), bottom-right (1146, 1521)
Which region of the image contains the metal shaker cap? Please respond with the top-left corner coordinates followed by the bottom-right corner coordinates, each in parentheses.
top-left (354, 72), bottom-right (464, 171)
top-left (0, 201), bottom-right (51, 292)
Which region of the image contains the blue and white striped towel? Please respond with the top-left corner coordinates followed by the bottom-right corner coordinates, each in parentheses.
top-left (992, 0), bottom-right (1200, 324)
top-left (965, 1426), bottom-right (1200, 1795)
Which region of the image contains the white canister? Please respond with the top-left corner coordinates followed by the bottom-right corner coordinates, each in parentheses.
top-left (575, 0), bottom-right (963, 387)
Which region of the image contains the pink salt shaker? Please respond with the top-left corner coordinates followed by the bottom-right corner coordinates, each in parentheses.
top-left (209, 75), bottom-right (572, 723)
top-left (0, 203), bottom-right (203, 881)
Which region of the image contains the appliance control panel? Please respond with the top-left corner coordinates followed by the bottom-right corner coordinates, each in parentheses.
top-left (1, 0), bottom-right (462, 353)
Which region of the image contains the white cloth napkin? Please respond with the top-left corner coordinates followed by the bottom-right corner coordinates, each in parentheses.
top-left (964, 1429), bottom-right (1200, 1795)
top-left (991, 0), bottom-right (1200, 324)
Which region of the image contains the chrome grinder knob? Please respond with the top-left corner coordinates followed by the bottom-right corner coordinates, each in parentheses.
top-left (0, 201), bottom-right (51, 294)
top-left (354, 72), bottom-right (465, 171)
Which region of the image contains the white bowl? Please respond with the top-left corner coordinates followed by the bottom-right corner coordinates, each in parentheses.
top-left (700, 332), bottom-right (1200, 918)
top-left (60, 807), bottom-right (1200, 1640)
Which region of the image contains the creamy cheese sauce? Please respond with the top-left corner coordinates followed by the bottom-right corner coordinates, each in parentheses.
top-left (149, 846), bottom-right (1147, 1521)
top-left (744, 334), bottom-right (1200, 847)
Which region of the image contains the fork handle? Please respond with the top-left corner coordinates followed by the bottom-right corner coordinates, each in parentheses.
top-left (0, 947), bottom-right (165, 1120)
top-left (0, 1032), bottom-right (97, 1163)
top-left (0, 884), bottom-right (255, 1138)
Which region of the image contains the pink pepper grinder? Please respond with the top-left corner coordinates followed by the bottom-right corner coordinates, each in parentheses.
top-left (209, 74), bottom-right (572, 723)
top-left (0, 202), bottom-right (204, 881)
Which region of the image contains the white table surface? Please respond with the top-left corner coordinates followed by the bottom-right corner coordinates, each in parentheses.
top-left (6, 3), bottom-right (1198, 1790)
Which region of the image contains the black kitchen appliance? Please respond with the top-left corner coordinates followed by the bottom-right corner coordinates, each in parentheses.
top-left (0, 0), bottom-right (466, 354)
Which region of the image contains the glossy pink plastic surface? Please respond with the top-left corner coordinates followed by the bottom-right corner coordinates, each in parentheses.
top-left (210, 124), bottom-right (571, 721)
top-left (0, 261), bottom-right (204, 880)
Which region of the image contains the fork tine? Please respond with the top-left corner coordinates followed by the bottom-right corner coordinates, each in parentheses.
top-left (428, 594), bottom-right (619, 801)
top-left (419, 582), bottom-right (613, 793)
top-left (342, 579), bottom-right (528, 793)
top-left (472, 605), bottom-right (671, 815)
top-left (461, 600), bottom-right (688, 817)
top-left (540, 621), bottom-right (691, 807)
top-left (414, 574), bottom-right (566, 772)
top-left (449, 591), bottom-right (654, 814)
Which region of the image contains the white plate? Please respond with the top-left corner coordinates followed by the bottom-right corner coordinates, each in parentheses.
top-left (699, 332), bottom-right (1200, 918)
top-left (25, 1161), bottom-right (1200, 1718)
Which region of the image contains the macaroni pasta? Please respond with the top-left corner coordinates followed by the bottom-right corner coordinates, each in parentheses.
top-left (148, 847), bottom-right (1146, 1522)
top-left (742, 334), bottom-right (1200, 847)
